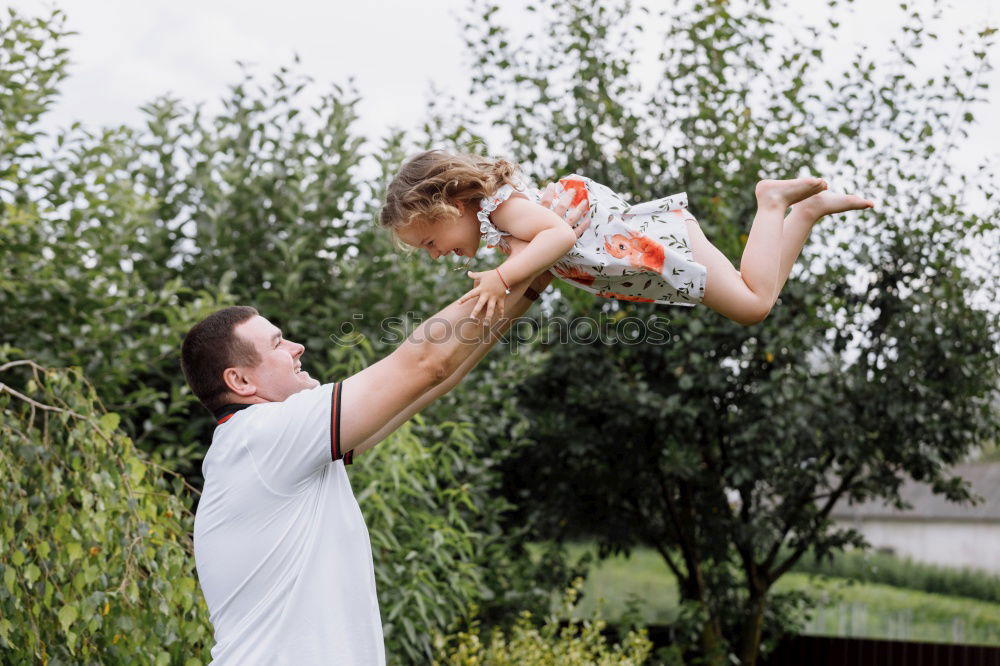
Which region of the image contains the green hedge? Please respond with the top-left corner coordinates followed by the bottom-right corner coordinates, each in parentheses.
top-left (791, 550), bottom-right (1000, 605)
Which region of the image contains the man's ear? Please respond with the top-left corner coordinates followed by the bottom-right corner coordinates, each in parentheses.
top-left (222, 367), bottom-right (256, 398)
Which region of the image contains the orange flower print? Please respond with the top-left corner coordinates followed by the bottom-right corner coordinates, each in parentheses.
top-left (553, 263), bottom-right (596, 286)
top-left (559, 178), bottom-right (590, 209)
top-left (603, 230), bottom-right (666, 273)
top-left (596, 290), bottom-right (655, 303)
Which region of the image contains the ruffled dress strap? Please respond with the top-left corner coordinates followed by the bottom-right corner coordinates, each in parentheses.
top-left (478, 184), bottom-right (515, 250)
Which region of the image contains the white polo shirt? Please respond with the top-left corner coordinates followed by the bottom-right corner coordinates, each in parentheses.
top-left (194, 382), bottom-right (385, 664)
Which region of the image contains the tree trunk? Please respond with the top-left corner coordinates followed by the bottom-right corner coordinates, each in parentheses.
top-left (700, 615), bottom-right (727, 666)
top-left (676, 562), bottom-right (726, 666)
top-left (737, 592), bottom-right (767, 666)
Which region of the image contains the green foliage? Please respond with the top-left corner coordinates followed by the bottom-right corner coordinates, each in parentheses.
top-left (0, 8), bottom-right (233, 478)
top-left (424, 346), bottom-right (589, 627)
top-left (441, 1), bottom-right (1000, 663)
top-left (0, 8), bottom-right (70, 193)
top-left (434, 579), bottom-right (653, 666)
top-left (355, 414), bottom-right (574, 664)
top-left (0, 357), bottom-right (211, 663)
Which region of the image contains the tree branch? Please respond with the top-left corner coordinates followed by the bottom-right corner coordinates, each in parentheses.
top-left (768, 464), bottom-right (862, 584)
top-left (762, 445), bottom-right (836, 571)
top-left (0, 381), bottom-right (86, 417)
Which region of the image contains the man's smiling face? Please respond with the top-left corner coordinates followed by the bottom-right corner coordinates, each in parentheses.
top-left (225, 315), bottom-right (319, 403)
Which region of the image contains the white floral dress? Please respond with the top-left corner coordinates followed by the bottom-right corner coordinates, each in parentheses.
top-left (478, 175), bottom-right (707, 306)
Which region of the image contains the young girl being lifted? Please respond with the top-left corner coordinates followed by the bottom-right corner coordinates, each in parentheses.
top-left (380, 150), bottom-right (873, 325)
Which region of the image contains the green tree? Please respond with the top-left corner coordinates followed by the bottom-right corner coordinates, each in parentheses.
top-left (0, 8), bottom-right (231, 476)
top-left (442, 1), bottom-right (1000, 663)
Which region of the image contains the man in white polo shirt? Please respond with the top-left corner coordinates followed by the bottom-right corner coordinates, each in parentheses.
top-left (180, 189), bottom-right (586, 664)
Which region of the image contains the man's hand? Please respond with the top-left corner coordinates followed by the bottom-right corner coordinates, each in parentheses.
top-left (539, 182), bottom-right (591, 235)
top-left (525, 183), bottom-right (589, 297)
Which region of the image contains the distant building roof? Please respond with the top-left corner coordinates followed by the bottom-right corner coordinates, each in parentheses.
top-left (832, 463), bottom-right (1000, 524)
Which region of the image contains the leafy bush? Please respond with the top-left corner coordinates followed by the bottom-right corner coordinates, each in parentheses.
top-left (434, 580), bottom-right (653, 666)
top-left (0, 8), bottom-right (232, 478)
top-left (355, 413), bottom-right (579, 664)
top-left (0, 356), bottom-right (212, 663)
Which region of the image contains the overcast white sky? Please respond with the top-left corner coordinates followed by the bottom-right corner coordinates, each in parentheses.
top-left (9, 0), bottom-right (998, 176)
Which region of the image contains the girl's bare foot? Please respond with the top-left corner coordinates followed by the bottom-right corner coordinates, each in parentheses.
top-left (794, 190), bottom-right (875, 219)
top-left (755, 177), bottom-right (828, 209)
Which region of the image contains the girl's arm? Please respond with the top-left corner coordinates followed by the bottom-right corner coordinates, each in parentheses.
top-left (460, 195), bottom-right (580, 323)
top-left (489, 196), bottom-right (578, 284)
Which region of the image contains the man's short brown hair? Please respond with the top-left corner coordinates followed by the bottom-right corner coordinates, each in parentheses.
top-left (181, 306), bottom-right (261, 412)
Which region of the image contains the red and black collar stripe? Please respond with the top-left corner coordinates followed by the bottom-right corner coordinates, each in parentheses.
top-left (214, 403), bottom-right (254, 425)
top-left (330, 383), bottom-right (352, 465)
top-left (212, 389), bottom-right (352, 465)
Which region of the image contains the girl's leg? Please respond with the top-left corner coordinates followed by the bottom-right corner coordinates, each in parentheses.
top-left (686, 220), bottom-right (767, 325)
top-left (771, 191), bottom-right (875, 300)
top-left (687, 188), bottom-right (874, 325)
top-left (688, 178), bottom-right (827, 325)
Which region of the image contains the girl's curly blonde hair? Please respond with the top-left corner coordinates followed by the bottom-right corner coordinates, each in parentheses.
top-left (380, 150), bottom-right (520, 234)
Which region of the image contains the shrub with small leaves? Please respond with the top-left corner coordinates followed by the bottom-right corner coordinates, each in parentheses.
top-left (0, 355), bottom-right (211, 664)
top-left (434, 579), bottom-right (653, 666)
top-left (356, 414), bottom-right (542, 664)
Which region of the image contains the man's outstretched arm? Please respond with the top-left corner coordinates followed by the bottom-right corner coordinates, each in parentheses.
top-left (348, 270), bottom-right (554, 457)
top-left (337, 186), bottom-right (586, 458)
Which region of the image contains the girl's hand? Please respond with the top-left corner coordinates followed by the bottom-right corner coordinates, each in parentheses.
top-left (459, 269), bottom-right (508, 324)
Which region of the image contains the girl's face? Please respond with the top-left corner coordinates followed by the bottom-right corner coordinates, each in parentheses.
top-left (395, 203), bottom-right (481, 261)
